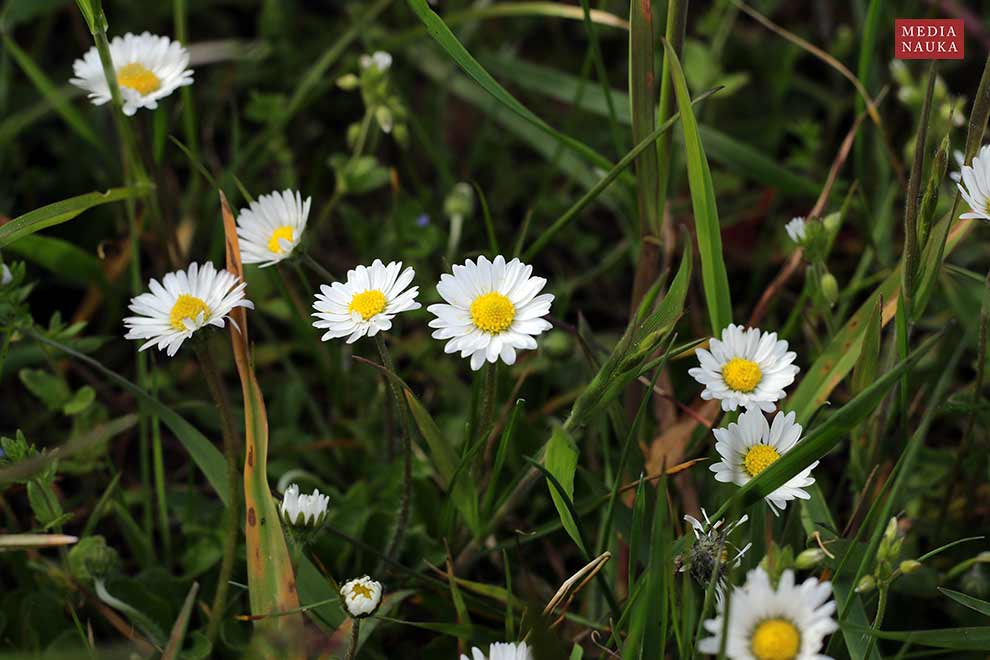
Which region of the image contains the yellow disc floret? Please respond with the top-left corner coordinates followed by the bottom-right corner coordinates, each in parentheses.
top-left (723, 357), bottom-right (762, 392)
top-left (751, 618), bottom-right (801, 660)
top-left (169, 294), bottom-right (210, 331)
top-left (349, 290), bottom-right (387, 320)
top-left (267, 225), bottom-right (295, 254)
top-left (470, 292), bottom-right (515, 334)
top-left (350, 582), bottom-right (374, 600)
top-left (744, 444), bottom-right (781, 478)
top-left (117, 62), bottom-right (161, 95)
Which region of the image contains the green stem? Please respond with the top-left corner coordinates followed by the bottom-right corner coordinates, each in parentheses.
top-left (377, 334), bottom-right (413, 569)
top-left (478, 362), bottom-right (498, 444)
top-left (150, 362), bottom-right (171, 566)
top-left (194, 340), bottom-right (242, 645)
top-left (863, 586), bottom-right (888, 660)
top-left (346, 618), bottom-right (361, 660)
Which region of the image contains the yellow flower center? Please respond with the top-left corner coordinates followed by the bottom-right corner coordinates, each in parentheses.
top-left (470, 292), bottom-right (515, 334)
top-left (723, 357), bottom-right (762, 392)
top-left (117, 62), bottom-right (161, 95)
top-left (751, 618), bottom-right (801, 660)
top-left (267, 225), bottom-right (295, 254)
top-left (744, 444), bottom-right (781, 477)
top-left (349, 290), bottom-right (387, 320)
top-left (350, 583), bottom-right (374, 600)
top-left (169, 294), bottom-right (211, 332)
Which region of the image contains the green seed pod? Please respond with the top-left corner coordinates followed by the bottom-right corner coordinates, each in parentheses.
top-left (795, 548), bottom-right (827, 570)
top-left (820, 272), bottom-right (839, 307)
top-left (855, 574), bottom-right (877, 594)
top-left (899, 559), bottom-right (922, 575)
top-left (444, 183), bottom-right (475, 220)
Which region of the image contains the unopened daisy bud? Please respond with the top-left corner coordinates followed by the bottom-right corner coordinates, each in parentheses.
top-left (68, 535), bottom-right (120, 584)
top-left (822, 211), bottom-right (842, 237)
top-left (795, 548), bottom-right (827, 570)
top-left (785, 217), bottom-right (807, 245)
top-left (444, 182), bottom-right (475, 220)
top-left (855, 574), bottom-right (876, 593)
top-left (1, 263), bottom-right (11, 286)
top-left (878, 517), bottom-right (900, 561)
top-left (336, 73), bottom-right (359, 90)
top-left (360, 51), bottom-right (392, 73)
top-left (279, 484), bottom-right (329, 528)
top-left (899, 559), bottom-right (922, 575)
top-left (820, 272), bottom-right (839, 307)
top-left (340, 575), bottom-right (383, 618)
top-left (375, 106), bottom-right (394, 134)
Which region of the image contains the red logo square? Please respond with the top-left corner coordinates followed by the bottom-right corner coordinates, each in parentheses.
top-left (895, 19), bottom-right (964, 59)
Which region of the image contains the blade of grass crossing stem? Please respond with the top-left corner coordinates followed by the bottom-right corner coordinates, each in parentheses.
top-left (711, 331), bottom-right (942, 519)
top-left (219, 193), bottom-right (302, 637)
top-left (406, 0), bottom-right (615, 173)
top-left (656, 0), bottom-right (689, 233)
top-left (642, 472), bottom-right (671, 660)
top-left (28, 331), bottom-right (229, 504)
top-left (162, 582), bottom-right (199, 660)
top-left (846, 625), bottom-right (990, 651)
top-left (544, 424), bottom-right (584, 553)
top-left (483, 399), bottom-right (524, 515)
top-left (2, 36), bottom-right (103, 151)
top-left (661, 41), bottom-right (732, 334)
top-left (0, 186), bottom-right (152, 248)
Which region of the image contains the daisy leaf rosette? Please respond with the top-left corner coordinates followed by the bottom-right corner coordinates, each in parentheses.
top-left (711, 408), bottom-right (818, 515)
top-left (70, 32), bottom-right (194, 116)
top-left (312, 260), bottom-right (420, 343)
top-left (566, 241), bottom-right (691, 427)
top-left (698, 567), bottom-right (837, 660)
top-left (427, 255), bottom-right (553, 371)
top-left (235, 189), bottom-right (311, 267)
top-left (689, 324), bottom-right (799, 413)
top-left (123, 262), bottom-right (253, 357)
top-left (460, 641), bottom-right (532, 660)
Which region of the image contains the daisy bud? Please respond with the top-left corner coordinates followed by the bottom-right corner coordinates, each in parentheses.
top-left (820, 272), bottom-right (839, 307)
top-left (822, 211), bottom-right (842, 238)
top-left (855, 574), bottom-right (876, 594)
top-left (279, 484), bottom-right (329, 528)
top-left (1, 263), bottom-right (11, 286)
top-left (899, 559), bottom-right (922, 575)
top-left (68, 535), bottom-right (120, 584)
top-left (444, 182), bottom-right (475, 220)
top-left (336, 74), bottom-right (359, 90)
top-left (340, 576), bottom-right (383, 618)
top-left (795, 548), bottom-right (826, 570)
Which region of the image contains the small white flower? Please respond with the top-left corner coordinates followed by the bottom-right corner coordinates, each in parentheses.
top-left (711, 408), bottom-right (818, 515)
top-left (785, 217), bottom-right (807, 244)
top-left (279, 484), bottom-right (329, 527)
top-left (682, 510), bottom-right (751, 602)
top-left (957, 143), bottom-right (990, 221)
top-left (460, 642), bottom-right (532, 660)
top-left (950, 149), bottom-right (965, 183)
top-left (360, 51), bottom-right (392, 73)
top-left (235, 189), bottom-right (311, 267)
top-left (1, 264), bottom-right (11, 286)
top-left (312, 260), bottom-right (420, 343)
top-left (688, 324), bottom-right (799, 412)
top-left (340, 576), bottom-right (382, 617)
top-left (123, 262), bottom-right (253, 357)
top-left (428, 255), bottom-right (553, 371)
top-left (70, 32), bottom-right (194, 116)
top-left (698, 567), bottom-right (837, 660)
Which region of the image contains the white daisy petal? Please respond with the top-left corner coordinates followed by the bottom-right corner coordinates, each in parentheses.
top-left (279, 483), bottom-right (329, 527)
top-left (428, 255), bottom-right (553, 370)
top-left (785, 216), bottom-right (807, 244)
top-left (236, 189), bottom-right (311, 267)
top-left (122, 262), bottom-right (251, 357)
top-left (70, 32), bottom-right (194, 116)
top-left (340, 576), bottom-right (383, 617)
top-left (313, 261), bottom-right (419, 342)
top-left (689, 324), bottom-right (799, 412)
top-left (957, 144), bottom-right (990, 221)
top-left (459, 642), bottom-right (532, 660)
top-left (697, 567), bottom-right (837, 660)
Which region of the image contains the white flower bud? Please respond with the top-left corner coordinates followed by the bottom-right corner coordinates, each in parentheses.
top-left (340, 575), bottom-right (383, 617)
top-left (279, 483), bottom-right (329, 528)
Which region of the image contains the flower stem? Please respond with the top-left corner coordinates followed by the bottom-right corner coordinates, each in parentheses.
top-left (478, 362), bottom-right (498, 444)
top-left (863, 585), bottom-right (888, 660)
top-left (376, 333), bottom-right (412, 569)
top-left (346, 618), bottom-right (361, 660)
top-left (194, 340), bottom-right (242, 644)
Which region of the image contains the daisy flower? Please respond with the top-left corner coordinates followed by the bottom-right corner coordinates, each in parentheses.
top-left (784, 217), bottom-right (807, 245)
top-left (710, 408), bottom-right (818, 515)
top-left (123, 262), bottom-right (253, 357)
top-left (460, 642), bottom-right (532, 660)
top-left (235, 189), bottom-right (311, 267)
top-left (688, 324), bottom-right (799, 412)
top-left (957, 143), bottom-right (990, 220)
top-left (697, 567), bottom-right (837, 660)
top-left (340, 576), bottom-right (382, 618)
top-left (312, 260), bottom-right (420, 343)
top-left (279, 484), bottom-right (329, 528)
top-left (682, 509), bottom-right (751, 599)
top-left (428, 255), bottom-right (553, 371)
top-left (70, 32), bottom-right (193, 116)
top-left (360, 51), bottom-right (392, 73)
